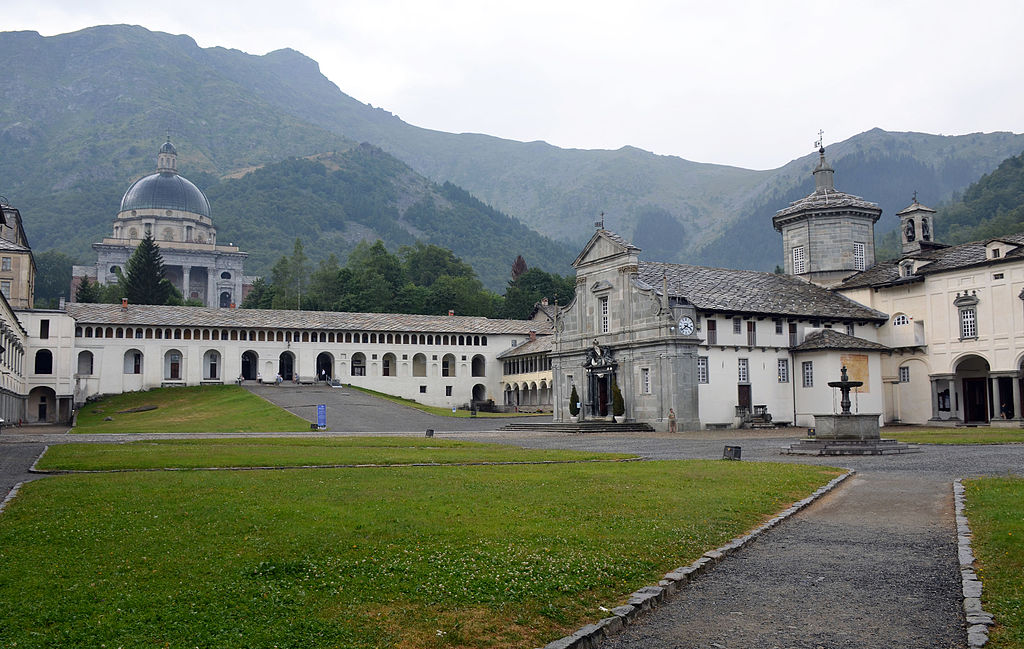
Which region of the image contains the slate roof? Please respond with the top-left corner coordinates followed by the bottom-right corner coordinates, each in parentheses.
top-left (497, 335), bottom-right (553, 359)
top-left (66, 303), bottom-right (547, 335)
top-left (790, 329), bottom-right (890, 353)
top-left (840, 233), bottom-right (1024, 289)
top-left (637, 262), bottom-right (888, 321)
top-left (773, 188), bottom-right (882, 221)
top-left (0, 238), bottom-right (30, 253)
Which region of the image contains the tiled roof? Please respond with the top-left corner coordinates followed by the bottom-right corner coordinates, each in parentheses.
top-left (0, 238), bottom-right (30, 253)
top-left (597, 229), bottom-right (640, 251)
top-left (65, 303), bottom-right (547, 335)
top-left (497, 335), bottom-right (553, 358)
top-left (790, 329), bottom-right (890, 352)
top-left (773, 189), bottom-right (881, 221)
top-left (840, 232), bottom-right (1024, 289)
top-left (637, 262), bottom-right (888, 321)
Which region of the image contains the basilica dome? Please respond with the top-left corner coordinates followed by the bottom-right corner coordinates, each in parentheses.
top-left (119, 172), bottom-right (211, 217)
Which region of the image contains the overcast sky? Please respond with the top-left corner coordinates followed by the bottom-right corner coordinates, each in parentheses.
top-left (6, 1), bottom-right (1024, 169)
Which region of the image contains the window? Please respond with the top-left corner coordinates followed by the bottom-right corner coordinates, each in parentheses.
top-left (641, 368), bottom-right (651, 394)
top-left (34, 349), bottom-right (53, 374)
top-left (846, 324), bottom-right (855, 336)
top-left (0, 280), bottom-right (10, 298)
top-left (747, 321), bottom-right (756, 346)
top-left (992, 248), bottom-right (1001, 259)
top-left (221, 271), bottom-right (232, 279)
top-left (419, 385), bottom-right (427, 394)
top-left (733, 317), bottom-right (742, 334)
top-left (853, 242), bottom-right (866, 271)
top-left (789, 322), bottom-right (797, 347)
top-left (40, 320), bottom-right (49, 339)
top-left (892, 314), bottom-right (909, 326)
top-left (774, 318), bottom-right (783, 335)
top-left (792, 246), bottom-right (806, 274)
top-left (960, 307), bottom-right (977, 339)
top-left (706, 319), bottom-right (717, 344)
top-left (1, 257), bottom-right (10, 271)
top-left (898, 366), bottom-right (910, 383)
top-left (697, 357), bottom-right (709, 384)
top-left (802, 361), bottom-right (814, 388)
top-left (351, 353), bottom-right (366, 376)
top-left (994, 273), bottom-right (1004, 280)
top-left (777, 359), bottom-right (789, 383)
top-left (737, 358), bottom-right (749, 383)
top-left (445, 386), bottom-right (453, 397)
top-left (599, 296), bottom-right (609, 333)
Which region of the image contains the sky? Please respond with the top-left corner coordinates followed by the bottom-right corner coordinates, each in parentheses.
top-left (5, 1), bottom-right (1024, 170)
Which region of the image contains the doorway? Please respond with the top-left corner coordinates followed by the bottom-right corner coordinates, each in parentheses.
top-left (963, 378), bottom-right (989, 424)
top-left (737, 384), bottom-right (752, 411)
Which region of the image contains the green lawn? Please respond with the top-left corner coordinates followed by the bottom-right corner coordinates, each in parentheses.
top-left (36, 437), bottom-right (633, 471)
top-left (884, 427), bottom-right (1024, 445)
top-left (0, 443), bottom-right (841, 649)
top-left (74, 385), bottom-right (311, 433)
top-left (965, 476), bottom-right (1024, 649)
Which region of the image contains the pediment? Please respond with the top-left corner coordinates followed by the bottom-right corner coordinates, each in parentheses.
top-left (572, 230), bottom-right (641, 269)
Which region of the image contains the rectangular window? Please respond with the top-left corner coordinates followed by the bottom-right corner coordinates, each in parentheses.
top-left (802, 361), bottom-right (814, 388)
top-left (846, 324), bottom-right (855, 336)
top-left (774, 318), bottom-right (783, 335)
top-left (789, 322), bottom-right (798, 347)
top-left (1, 257), bottom-right (10, 271)
top-left (737, 358), bottom-right (749, 383)
top-left (994, 273), bottom-right (1004, 280)
top-left (40, 320), bottom-right (50, 339)
top-left (133, 352), bottom-right (142, 374)
top-left (707, 319), bottom-right (717, 344)
top-left (898, 366), bottom-right (910, 383)
top-left (792, 246), bottom-right (807, 274)
top-left (733, 317), bottom-right (742, 334)
top-left (445, 385), bottom-right (453, 397)
top-left (0, 280), bottom-right (10, 298)
top-left (697, 357), bottom-right (709, 384)
top-left (419, 385), bottom-right (427, 393)
top-left (747, 321), bottom-right (756, 346)
top-left (777, 359), bottom-right (789, 383)
top-left (641, 368), bottom-right (651, 394)
top-left (600, 296), bottom-right (609, 333)
top-left (960, 307), bottom-right (977, 339)
top-left (853, 242), bottom-right (866, 271)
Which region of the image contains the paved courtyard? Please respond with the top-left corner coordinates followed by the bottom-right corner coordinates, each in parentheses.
top-left (1, 386), bottom-right (1021, 647)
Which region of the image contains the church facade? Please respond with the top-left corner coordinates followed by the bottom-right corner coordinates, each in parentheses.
top-left (72, 139), bottom-right (248, 308)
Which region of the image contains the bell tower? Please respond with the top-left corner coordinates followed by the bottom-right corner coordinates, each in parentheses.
top-left (896, 193), bottom-right (937, 255)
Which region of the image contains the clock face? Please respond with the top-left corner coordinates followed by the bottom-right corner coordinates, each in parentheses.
top-left (678, 316), bottom-right (694, 335)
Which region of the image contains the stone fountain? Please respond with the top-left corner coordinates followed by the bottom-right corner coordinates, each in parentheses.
top-left (786, 366), bottom-right (915, 455)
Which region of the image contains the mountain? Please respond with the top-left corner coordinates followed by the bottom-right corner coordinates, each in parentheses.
top-left (925, 149), bottom-right (1024, 245)
top-left (3, 24), bottom-right (1024, 276)
top-left (203, 145), bottom-right (576, 289)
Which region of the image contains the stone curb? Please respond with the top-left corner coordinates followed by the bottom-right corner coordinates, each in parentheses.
top-left (953, 479), bottom-right (996, 648)
top-left (536, 469), bottom-right (855, 649)
top-left (1, 447), bottom-right (48, 516)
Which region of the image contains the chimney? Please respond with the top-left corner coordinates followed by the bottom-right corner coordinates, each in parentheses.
top-left (448, 309), bottom-right (454, 316)
top-left (121, 297), bottom-right (128, 310)
top-left (541, 297), bottom-right (549, 306)
top-left (529, 330), bottom-right (536, 341)
top-left (58, 296), bottom-right (66, 310)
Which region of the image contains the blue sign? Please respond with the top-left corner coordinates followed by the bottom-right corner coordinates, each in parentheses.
top-left (316, 404), bottom-right (327, 430)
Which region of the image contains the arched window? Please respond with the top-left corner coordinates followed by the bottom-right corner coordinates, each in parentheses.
top-left (412, 353), bottom-right (427, 377)
top-left (123, 349), bottom-right (143, 375)
top-left (382, 353), bottom-right (397, 377)
top-left (442, 353), bottom-right (456, 377)
top-left (221, 271), bottom-right (232, 280)
top-left (472, 354), bottom-right (486, 377)
top-left (893, 314), bottom-right (909, 326)
top-left (164, 349), bottom-right (183, 381)
top-left (203, 350), bottom-right (220, 380)
top-left (77, 351), bottom-right (94, 375)
top-left (34, 350), bottom-right (53, 374)
top-left (351, 352), bottom-right (366, 376)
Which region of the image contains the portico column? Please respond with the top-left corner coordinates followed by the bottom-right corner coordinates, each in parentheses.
top-left (1012, 374), bottom-right (1022, 421)
top-left (207, 268), bottom-right (216, 307)
top-left (991, 376), bottom-right (1001, 420)
top-left (182, 265), bottom-right (191, 300)
top-left (929, 376), bottom-right (941, 420)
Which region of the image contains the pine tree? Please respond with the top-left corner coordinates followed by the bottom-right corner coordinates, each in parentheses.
top-left (75, 276), bottom-right (102, 303)
top-left (123, 234), bottom-right (173, 305)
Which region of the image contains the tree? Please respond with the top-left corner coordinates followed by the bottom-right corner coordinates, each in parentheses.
top-left (611, 379), bottom-right (625, 418)
top-left (34, 250), bottom-right (77, 308)
top-left (501, 267), bottom-right (576, 319)
top-left (569, 385), bottom-right (580, 418)
top-left (511, 255), bottom-right (527, 281)
top-left (241, 277), bottom-right (275, 309)
top-left (123, 234), bottom-right (173, 305)
top-left (75, 276), bottom-right (102, 303)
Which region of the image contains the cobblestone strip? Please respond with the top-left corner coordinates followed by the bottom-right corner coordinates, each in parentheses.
top-left (29, 445), bottom-right (48, 472)
top-left (954, 479), bottom-right (996, 648)
top-left (536, 469), bottom-right (855, 649)
top-left (0, 481), bottom-right (24, 515)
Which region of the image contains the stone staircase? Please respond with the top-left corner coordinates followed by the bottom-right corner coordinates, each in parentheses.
top-left (499, 420), bottom-right (656, 433)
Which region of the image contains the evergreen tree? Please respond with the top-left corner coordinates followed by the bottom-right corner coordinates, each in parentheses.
top-left (75, 276), bottom-right (102, 303)
top-left (123, 234), bottom-right (173, 305)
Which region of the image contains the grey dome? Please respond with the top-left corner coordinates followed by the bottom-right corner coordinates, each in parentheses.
top-left (119, 172), bottom-right (211, 218)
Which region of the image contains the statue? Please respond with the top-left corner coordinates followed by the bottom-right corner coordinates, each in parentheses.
top-left (904, 219), bottom-right (916, 242)
top-left (585, 339), bottom-right (612, 367)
